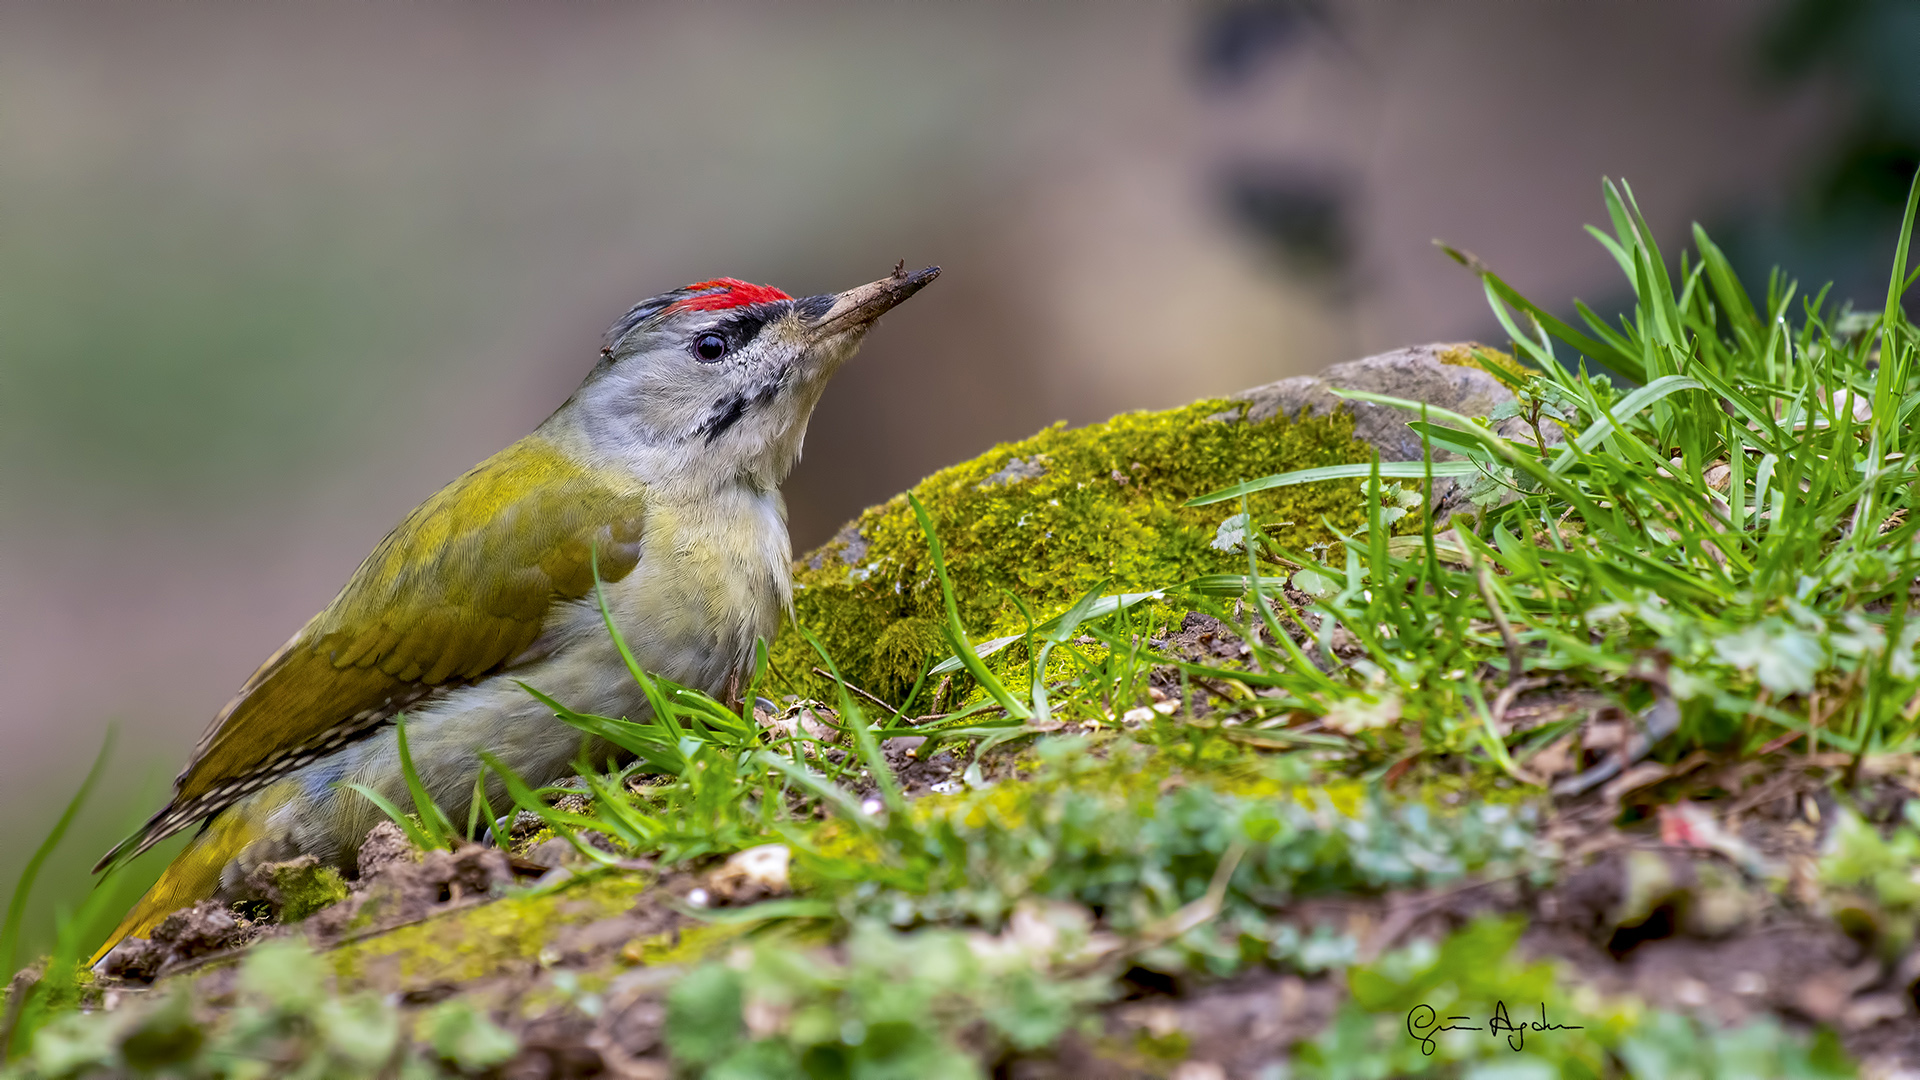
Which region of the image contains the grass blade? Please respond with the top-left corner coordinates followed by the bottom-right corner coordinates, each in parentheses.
top-left (800, 627), bottom-right (903, 815)
top-left (907, 493), bottom-right (1032, 719)
top-left (927, 590), bottom-right (1162, 675)
top-left (0, 728), bottom-right (113, 991)
top-left (340, 782), bottom-right (439, 854)
top-left (519, 682), bottom-right (687, 775)
top-left (1187, 461), bottom-right (1477, 506)
top-left (394, 716), bottom-right (456, 850)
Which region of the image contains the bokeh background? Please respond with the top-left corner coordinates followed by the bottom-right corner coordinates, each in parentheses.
top-left (2, 0), bottom-right (1912, 958)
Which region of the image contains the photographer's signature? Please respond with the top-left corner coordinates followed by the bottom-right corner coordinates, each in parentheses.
top-left (1406, 1002), bottom-right (1583, 1054)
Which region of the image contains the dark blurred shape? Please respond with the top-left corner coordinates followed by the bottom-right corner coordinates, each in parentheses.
top-left (1765, 0), bottom-right (1920, 216)
top-left (1218, 163), bottom-right (1353, 283)
top-left (1194, 0), bottom-right (1327, 90)
top-left (1718, 0), bottom-right (1920, 311)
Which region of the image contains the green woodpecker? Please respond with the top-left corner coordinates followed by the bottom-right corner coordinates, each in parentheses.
top-left (92, 265), bottom-right (939, 962)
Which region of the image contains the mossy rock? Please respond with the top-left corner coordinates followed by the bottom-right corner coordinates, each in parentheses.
top-left (316, 342), bottom-right (1524, 998)
top-left (775, 341), bottom-right (1522, 702)
top-left (324, 873), bottom-right (651, 993)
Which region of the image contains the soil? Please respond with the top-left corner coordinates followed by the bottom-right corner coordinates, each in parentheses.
top-left (158, 798), bottom-right (1913, 1080)
top-left (82, 612), bottom-right (1920, 1079)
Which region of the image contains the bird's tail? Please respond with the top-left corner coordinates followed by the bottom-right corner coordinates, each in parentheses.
top-left (89, 809), bottom-right (263, 967)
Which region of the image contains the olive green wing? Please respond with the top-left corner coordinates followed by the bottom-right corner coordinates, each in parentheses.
top-left (99, 436), bottom-right (646, 868)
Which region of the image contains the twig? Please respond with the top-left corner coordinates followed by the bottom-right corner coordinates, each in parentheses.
top-left (1381, 753), bottom-right (1419, 789)
top-left (810, 667), bottom-right (907, 721)
top-left (1489, 676), bottom-right (1550, 731)
top-left (1145, 840), bottom-right (1248, 944)
top-left (0, 968), bottom-right (33, 1057)
top-left (1551, 694), bottom-right (1680, 798)
top-left (1057, 840), bottom-right (1252, 978)
top-left (1357, 873), bottom-right (1526, 963)
top-left (1481, 571), bottom-right (1524, 685)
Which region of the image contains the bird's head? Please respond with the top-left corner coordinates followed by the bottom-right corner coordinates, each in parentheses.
top-left (557, 265), bottom-right (939, 493)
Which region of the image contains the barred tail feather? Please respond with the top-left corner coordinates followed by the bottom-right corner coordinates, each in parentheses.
top-left (89, 810), bottom-right (263, 966)
top-left (93, 792), bottom-right (220, 875)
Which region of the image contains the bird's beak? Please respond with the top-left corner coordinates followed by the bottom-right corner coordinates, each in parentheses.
top-left (808, 265), bottom-right (940, 339)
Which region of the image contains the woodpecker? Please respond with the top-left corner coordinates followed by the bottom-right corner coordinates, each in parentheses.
top-left (92, 265), bottom-right (939, 962)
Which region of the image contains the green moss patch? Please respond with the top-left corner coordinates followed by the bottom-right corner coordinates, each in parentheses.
top-left (780, 397), bottom-right (1373, 701)
top-left (326, 873), bottom-right (650, 993)
top-left (249, 858), bottom-right (350, 924)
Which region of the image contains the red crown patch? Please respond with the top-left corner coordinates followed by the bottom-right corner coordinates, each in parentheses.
top-left (663, 278), bottom-right (793, 315)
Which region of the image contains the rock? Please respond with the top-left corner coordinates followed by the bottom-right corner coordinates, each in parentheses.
top-left (706, 844), bottom-right (791, 906)
top-left (977, 455), bottom-right (1049, 489)
top-left (1230, 343), bottom-right (1519, 450)
top-left (528, 836), bottom-right (593, 871)
top-left (1230, 342), bottom-right (1526, 520)
top-left (782, 343), bottom-right (1524, 704)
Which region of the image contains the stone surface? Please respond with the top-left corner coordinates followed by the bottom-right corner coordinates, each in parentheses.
top-left (1231, 343), bottom-right (1516, 452)
top-left (1229, 341), bottom-right (1524, 520)
top-left (781, 342), bottom-right (1526, 703)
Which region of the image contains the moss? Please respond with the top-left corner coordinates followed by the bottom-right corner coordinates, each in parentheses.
top-left (258, 861), bottom-right (351, 923)
top-left (790, 744), bottom-right (1375, 887)
top-left (326, 872), bottom-right (650, 992)
top-left (24, 965), bottom-right (97, 1015)
top-left (779, 397), bottom-right (1374, 703)
top-left (1130, 1027), bottom-right (1192, 1064)
top-left (785, 739), bottom-right (1545, 898)
top-left (1436, 342), bottom-right (1531, 386)
top-left (867, 616), bottom-right (948, 699)
top-left (618, 921), bottom-right (755, 968)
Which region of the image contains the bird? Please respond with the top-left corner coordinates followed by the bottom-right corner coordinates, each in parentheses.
top-left (90, 264), bottom-right (940, 964)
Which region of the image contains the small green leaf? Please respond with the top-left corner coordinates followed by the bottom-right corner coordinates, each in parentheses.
top-left (423, 999), bottom-right (519, 1071)
top-left (666, 964), bottom-right (745, 1066)
top-left (238, 939), bottom-right (330, 1013)
top-left (1713, 621), bottom-right (1825, 695)
top-left (1291, 566), bottom-right (1338, 599)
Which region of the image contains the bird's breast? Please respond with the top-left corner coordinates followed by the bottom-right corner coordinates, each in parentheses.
top-left (599, 484), bottom-right (791, 696)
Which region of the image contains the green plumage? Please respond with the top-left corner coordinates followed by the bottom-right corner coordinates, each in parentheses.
top-left (100, 435), bottom-right (646, 869)
top-left (91, 264), bottom-right (938, 968)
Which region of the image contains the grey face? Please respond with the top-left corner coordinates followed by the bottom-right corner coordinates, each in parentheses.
top-left (567, 268), bottom-right (938, 490)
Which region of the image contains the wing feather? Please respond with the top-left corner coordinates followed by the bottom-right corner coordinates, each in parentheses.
top-left (98, 435), bottom-right (645, 868)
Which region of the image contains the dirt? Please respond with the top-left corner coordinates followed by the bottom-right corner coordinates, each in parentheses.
top-left (97, 901), bottom-right (262, 983)
top-left (999, 832), bottom-right (1920, 1079)
top-left (334, 814), bottom-right (1920, 1078)
top-left (304, 838), bottom-right (517, 947)
top-left (81, 612), bottom-right (1920, 1077)
top-left (270, 776), bottom-right (1919, 1077)
top-left (88, 785), bottom-right (1920, 1078)
top-left (98, 822), bottom-right (522, 986)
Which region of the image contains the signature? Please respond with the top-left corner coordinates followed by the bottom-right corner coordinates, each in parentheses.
top-left (1406, 1002), bottom-right (1584, 1054)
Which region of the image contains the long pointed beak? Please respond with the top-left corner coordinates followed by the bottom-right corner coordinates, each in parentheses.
top-left (808, 265), bottom-right (940, 338)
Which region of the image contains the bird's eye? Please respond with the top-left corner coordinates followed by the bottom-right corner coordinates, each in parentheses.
top-left (693, 333), bottom-right (728, 362)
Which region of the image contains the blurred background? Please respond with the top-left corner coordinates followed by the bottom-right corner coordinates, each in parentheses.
top-left (0, 0), bottom-right (1909, 957)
